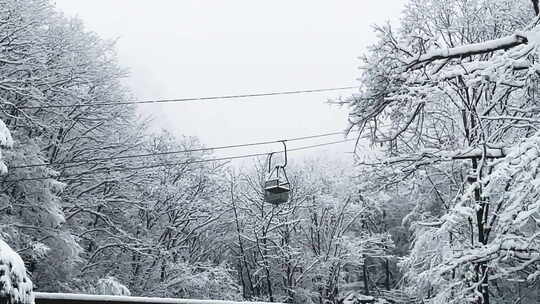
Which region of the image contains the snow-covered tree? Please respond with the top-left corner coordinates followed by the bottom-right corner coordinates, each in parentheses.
top-left (0, 0), bottom-right (142, 292)
top-left (0, 1), bottom-right (242, 295)
top-left (346, 0), bottom-right (540, 303)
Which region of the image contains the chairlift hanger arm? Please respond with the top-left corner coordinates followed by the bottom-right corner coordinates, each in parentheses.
top-left (267, 152), bottom-right (274, 173)
top-left (267, 141), bottom-right (288, 171)
top-left (281, 140), bottom-right (287, 168)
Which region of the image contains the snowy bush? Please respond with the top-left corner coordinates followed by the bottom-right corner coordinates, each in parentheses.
top-left (95, 277), bottom-right (130, 296)
top-left (163, 263), bottom-right (241, 300)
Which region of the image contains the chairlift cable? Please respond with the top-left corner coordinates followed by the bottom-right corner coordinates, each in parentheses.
top-left (14, 86), bottom-right (360, 110)
top-left (10, 130), bottom-right (357, 169)
top-left (3, 138), bottom-right (355, 183)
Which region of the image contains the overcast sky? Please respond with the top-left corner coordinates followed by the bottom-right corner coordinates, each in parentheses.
top-left (53, 0), bottom-right (406, 166)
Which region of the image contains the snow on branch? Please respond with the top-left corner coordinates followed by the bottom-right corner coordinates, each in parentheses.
top-left (360, 146), bottom-right (507, 167)
top-left (0, 119), bottom-right (13, 175)
top-left (450, 147), bottom-right (508, 160)
top-left (0, 120), bottom-right (12, 149)
top-left (0, 240), bottom-right (34, 304)
top-left (407, 34), bottom-right (528, 69)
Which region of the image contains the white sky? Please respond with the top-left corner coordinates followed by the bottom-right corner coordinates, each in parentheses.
top-left (53, 0), bottom-right (406, 166)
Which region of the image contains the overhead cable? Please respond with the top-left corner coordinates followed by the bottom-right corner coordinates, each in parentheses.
top-left (15, 86), bottom-right (360, 110)
top-left (3, 138), bottom-right (355, 183)
top-left (10, 130), bottom-right (356, 169)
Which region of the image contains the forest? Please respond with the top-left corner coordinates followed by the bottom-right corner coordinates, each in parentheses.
top-left (0, 0), bottom-right (539, 304)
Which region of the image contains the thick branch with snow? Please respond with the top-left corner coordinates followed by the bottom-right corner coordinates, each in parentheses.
top-left (407, 34), bottom-right (528, 69)
top-left (450, 147), bottom-right (507, 160)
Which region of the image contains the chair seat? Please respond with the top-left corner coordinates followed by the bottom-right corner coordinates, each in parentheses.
top-left (264, 190), bottom-right (289, 205)
top-left (265, 179), bottom-right (290, 194)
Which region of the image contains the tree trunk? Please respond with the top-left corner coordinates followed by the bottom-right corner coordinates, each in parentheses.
top-left (362, 256), bottom-right (370, 295)
top-left (231, 180), bottom-right (255, 298)
top-left (384, 259), bottom-right (390, 291)
top-left (471, 157), bottom-right (489, 304)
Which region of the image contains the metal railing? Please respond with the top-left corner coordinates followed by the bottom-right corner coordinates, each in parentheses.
top-left (34, 293), bottom-right (280, 304)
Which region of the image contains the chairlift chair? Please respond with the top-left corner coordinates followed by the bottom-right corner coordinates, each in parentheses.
top-left (264, 141), bottom-right (290, 205)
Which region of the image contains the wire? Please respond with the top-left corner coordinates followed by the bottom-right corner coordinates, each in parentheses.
top-left (10, 130), bottom-right (355, 169)
top-left (15, 86), bottom-right (360, 110)
top-left (3, 138), bottom-right (355, 182)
